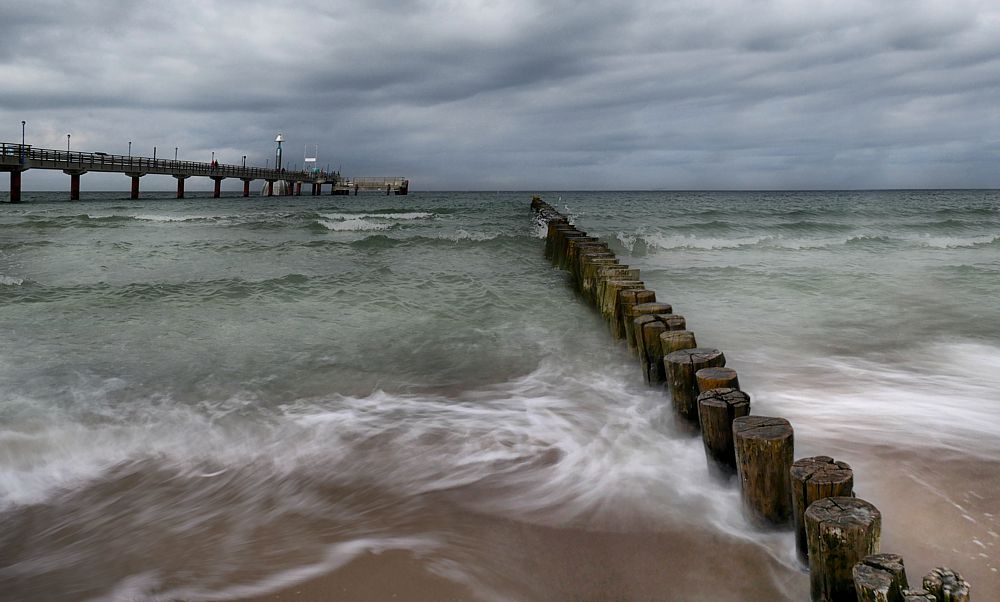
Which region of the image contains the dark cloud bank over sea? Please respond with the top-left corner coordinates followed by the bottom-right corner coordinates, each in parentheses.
top-left (2, 0), bottom-right (999, 190)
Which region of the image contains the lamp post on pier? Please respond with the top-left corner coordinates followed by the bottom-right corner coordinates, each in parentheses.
top-left (66, 133), bottom-right (71, 152)
top-left (128, 141), bottom-right (131, 158)
top-left (20, 120), bottom-right (25, 164)
top-left (275, 133), bottom-right (284, 171)
top-left (242, 155), bottom-right (246, 168)
top-left (174, 147), bottom-right (178, 161)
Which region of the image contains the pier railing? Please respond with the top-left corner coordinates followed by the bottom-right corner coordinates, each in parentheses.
top-left (0, 142), bottom-right (335, 183)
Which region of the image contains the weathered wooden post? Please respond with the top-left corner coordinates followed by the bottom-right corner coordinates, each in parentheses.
top-left (615, 290), bottom-right (657, 341)
top-left (655, 330), bottom-right (697, 385)
top-left (623, 302), bottom-right (672, 351)
top-left (573, 248), bottom-right (613, 290)
top-left (562, 236), bottom-right (598, 270)
top-left (544, 220), bottom-right (570, 259)
top-left (791, 456), bottom-right (854, 563)
top-left (923, 567), bottom-right (971, 602)
top-left (664, 348), bottom-right (725, 422)
top-left (546, 223), bottom-right (575, 261)
top-left (555, 231), bottom-right (589, 269)
top-left (581, 258), bottom-right (619, 303)
top-left (696, 388), bottom-right (750, 473)
top-left (550, 226), bottom-right (582, 266)
top-left (637, 315), bottom-right (686, 383)
top-left (593, 266), bottom-right (637, 309)
top-left (733, 415), bottom-right (794, 525)
top-left (853, 554), bottom-right (909, 602)
top-left (696, 366), bottom-right (739, 392)
top-left (599, 279), bottom-right (643, 325)
top-left (806, 497), bottom-right (881, 602)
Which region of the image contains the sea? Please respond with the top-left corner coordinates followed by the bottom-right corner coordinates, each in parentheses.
top-left (1, 190), bottom-right (998, 601)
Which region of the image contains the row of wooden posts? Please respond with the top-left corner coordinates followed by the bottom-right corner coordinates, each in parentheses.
top-left (529, 197), bottom-right (971, 602)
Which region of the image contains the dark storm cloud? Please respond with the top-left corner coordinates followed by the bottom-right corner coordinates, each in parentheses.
top-left (2, 0), bottom-right (999, 190)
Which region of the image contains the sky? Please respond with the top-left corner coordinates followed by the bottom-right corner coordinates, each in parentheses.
top-left (2, 0), bottom-right (999, 191)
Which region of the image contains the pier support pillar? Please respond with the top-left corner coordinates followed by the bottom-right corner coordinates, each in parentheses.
top-left (242, 178), bottom-right (251, 197)
top-left (212, 176), bottom-right (224, 198)
top-left (126, 173), bottom-right (144, 200)
top-left (267, 180), bottom-right (274, 196)
top-left (295, 181), bottom-right (302, 196)
top-left (174, 175), bottom-right (189, 199)
top-left (7, 169), bottom-right (23, 204)
top-left (287, 181), bottom-right (294, 196)
top-left (63, 169), bottom-right (86, 201)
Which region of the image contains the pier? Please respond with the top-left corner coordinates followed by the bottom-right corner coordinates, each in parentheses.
top-left (0, 142), bottom-right (408, 203)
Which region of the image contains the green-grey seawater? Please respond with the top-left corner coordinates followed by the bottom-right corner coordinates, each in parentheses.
top-left (1, 190), bottom-right (998, 600)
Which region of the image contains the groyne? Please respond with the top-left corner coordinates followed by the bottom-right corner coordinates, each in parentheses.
top-left (530, 196), bottom-right (971, 602)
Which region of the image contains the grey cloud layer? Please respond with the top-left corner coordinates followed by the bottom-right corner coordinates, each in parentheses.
top-left (2, 0), bottom-right (999, 189)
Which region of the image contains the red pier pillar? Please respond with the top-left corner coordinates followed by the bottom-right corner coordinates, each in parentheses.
top-left (267, 180), bottom-right (274, 196)
top-left (175, 175), bottom-right (188, 199)
top-left (212, 176), bottom-right (224, 198)
top-left (63, 169), bottom-right (86, 201)
top-left (130, 175), bottom-right (141, 199)
top-left (242, 179), bottom-right (251, 197)
top-left (9, 170), bottom-right (22, 204)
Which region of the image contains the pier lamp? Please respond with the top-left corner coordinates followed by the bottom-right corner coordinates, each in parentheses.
top-left (211, 151), bottom-right (215, 163)
top-left (175, 147), bottom-right (178, 161)
top-left (275, 133), bottom-right (284, 171)
top-left (67, 133), bottom-right (70, 152)
top-left (242, 155), bottom-right (246, 168)
top-left (128, 141), bottom-right (131, 158)
top-left (20, 120), bottom-right (25, 163)
top-left (153, 146), bottom-right (157, 160)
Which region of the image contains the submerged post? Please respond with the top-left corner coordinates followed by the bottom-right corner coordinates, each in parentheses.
top-left (922, 567), bottom-right (971, 602)
top-left (242, 178), bottom-right (252, 197)
top-left (853, 554), bottom-right (909, 602)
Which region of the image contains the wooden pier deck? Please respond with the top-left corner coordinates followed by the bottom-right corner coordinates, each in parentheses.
top-left (1, 142), bottom-right (408, 202)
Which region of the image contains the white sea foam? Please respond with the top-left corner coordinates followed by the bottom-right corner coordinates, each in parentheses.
top-left (318, 218), bottom-right (392, 231)
top-left (131, 214), bottom-right (221, 222)
top-left (321, 212), bottom-right (432, 221)
top-left (755, 341), bottom-right (1000, 459)
top-left (0, 275), bottom-right (24, 286)
top-left (915, 234), bottom-right (999, 248)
